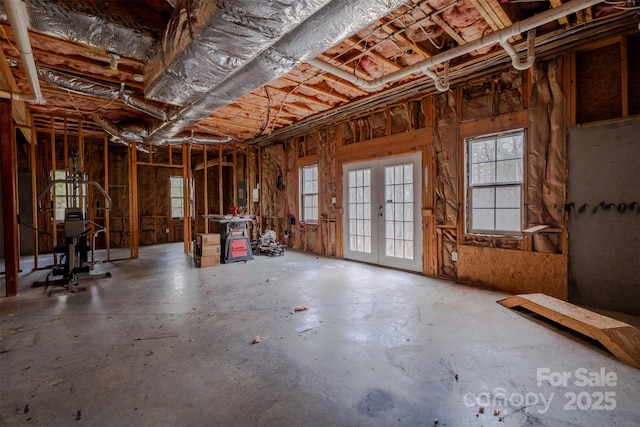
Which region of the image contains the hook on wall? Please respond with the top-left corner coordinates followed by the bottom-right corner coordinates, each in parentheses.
top-left (592, 201), bottom-right (605, 213)
top-left (579, 203), bottom-right (589, 213)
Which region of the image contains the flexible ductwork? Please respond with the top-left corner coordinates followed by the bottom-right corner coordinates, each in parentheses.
top-left (145, 0), bottom-right (406, 145)
top-left (0, 0), bottom-right (161, 61)
top-left (37, 68), bottom-right (169, 121)
top-left (92, 115), bottom-right (148, 143)
top-left (308, 0), bottom-right (603, 92)
top-left (91, 115), bottom-right (152, 153)
top-left (165, 131), bottom-right (232, 145)
top-left (144, 0), bottom-right (333, 106)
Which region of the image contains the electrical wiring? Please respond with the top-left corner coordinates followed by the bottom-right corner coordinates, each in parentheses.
top-left (268, 71), bottom-right (328, 136)
top-left (324, 0), bottom-right (458, 82)
top-left (66, 89), bottom-right (117, 115)
top-left (0, 24), bottom-right (19, 56)
top-left (603, 0), bottom-right (640, 9)
top-left (255, 86), bottom-right (272, 137)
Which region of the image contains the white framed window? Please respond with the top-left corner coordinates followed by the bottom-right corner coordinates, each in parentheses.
top-left (467, 130), bottom-right (524, 235)
top-left (51, 170), bottom-right (87, 222)
top-left (170, 176), bottom-right (184, 219)
top-left (52, 170), bottom-right (67, 222)
top-left (300, 164), bottom-right (318, 222)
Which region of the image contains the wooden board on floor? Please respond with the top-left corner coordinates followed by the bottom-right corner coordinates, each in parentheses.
top-left (498, 293), bottom-right (640, 368)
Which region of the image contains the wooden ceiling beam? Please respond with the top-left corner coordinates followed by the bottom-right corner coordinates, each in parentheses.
top-left (421, 4), bottom-right (467, 47)
top-left (376, 20), bottom-right (433, 60)
top-left (287, 67), bottom-right (369, 96)
top-left (265, 85), bottom-right (333, 109)
top-left (279, 76), bottom-right (351, 102)
top-left (0, 46), bottom-right (33, 142)
top-left (346, 34), bottom-right (403, 71)
top-left (468, 0), bottom-right (513, 31)
top-left (549, 0), bottom-right (570, 27)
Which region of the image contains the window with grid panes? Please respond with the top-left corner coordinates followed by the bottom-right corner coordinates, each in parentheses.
top-left (467, 130), bottom-right (524, 235)
top-left (170, 176), bottom-right (184, 218)
top-left (300, 165), bottom-right (318, 222)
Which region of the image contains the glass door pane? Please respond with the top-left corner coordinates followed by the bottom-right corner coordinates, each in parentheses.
top-left (343, 153), bottom-right (422, 272)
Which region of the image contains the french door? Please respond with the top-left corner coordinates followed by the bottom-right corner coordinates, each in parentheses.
top-left (343, 153), bottom-right (422, 272)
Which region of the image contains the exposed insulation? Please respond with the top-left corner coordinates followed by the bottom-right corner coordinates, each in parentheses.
top-left (462, 235), bottom-right (521, 250)
top-left (390, 104), bottom-right (409, 134)
top-left (372, 111), bottom-right (387, 139)
top-left (261, 143), bottom-right (288, 219)
top-left (440, 229), bottom-right (457, 278)
top-left (497, 70), bottom-right (524, 115)
top-left (462, 81), bottom-right (492, 121)
top-left (107, 145), bottom-right (130, 248)
top-left (410, 100), bottom-right (426, 129)
top-left (138, 166), bottom-right (155, 217)
top-left (434, 92), bottom-right (459, 226)
top-left (527, 57), bottom-right (567, 247)
top-left (462, 71), bottom-right (524, 121)
top-left (318, 126), bottom-right (338, 256)
top-left (342, 122), bottom-right (354, 145)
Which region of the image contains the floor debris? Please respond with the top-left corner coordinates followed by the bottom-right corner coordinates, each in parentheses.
top-left (295, 326), bottom-right (312, 333)
top-left (293, 306), bottom-right (308, 312)
top-left (252, 336), bottom-right (261, 344)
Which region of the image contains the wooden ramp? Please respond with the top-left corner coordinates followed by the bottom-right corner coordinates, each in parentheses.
top-left (498, 293), bottom-right (640, 368)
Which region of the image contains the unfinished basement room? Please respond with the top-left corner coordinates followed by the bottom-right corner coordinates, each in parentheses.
top-left (1, 0), bottom-right (639, 425)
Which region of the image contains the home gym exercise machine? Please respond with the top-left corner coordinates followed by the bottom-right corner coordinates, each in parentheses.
top-left (33, 150), bottom-right (112, 295)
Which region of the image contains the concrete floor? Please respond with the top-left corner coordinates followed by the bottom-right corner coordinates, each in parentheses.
top-left (1, 243), bottom-right (639, 426)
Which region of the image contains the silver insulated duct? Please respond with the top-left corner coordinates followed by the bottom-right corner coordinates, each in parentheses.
top-left (0, 0), bottom-right (163, 61)
top-left (146, 0), bottom-right (406, 144)
top-left (144, 0), bottom-right (333, 106)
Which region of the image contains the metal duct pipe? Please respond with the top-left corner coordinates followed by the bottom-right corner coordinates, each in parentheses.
top-left (308, 0), bottom-right (603, 91)
top-left (91, 115), bottom-right (151, 151)
top-left (165, 131), bottom-right (232, 145)
top-left (0, 0), bottom-right (45, 104)
top-left (0, 0), bottom-right (160, 61)
top-left (145, 0), bottom-right (406, 144)
top-left (37, 68), bottom-right (169, 121)
top-left (144, 0), bottom-right (333, 106)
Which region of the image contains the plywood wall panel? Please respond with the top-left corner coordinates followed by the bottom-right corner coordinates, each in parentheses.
top-left (457, 245), bottom-right (568, 300)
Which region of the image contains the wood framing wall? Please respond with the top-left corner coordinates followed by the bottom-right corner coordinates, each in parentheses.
top-left (257, 32), bottom-right (640, 302)
top-left (7, 31), bottom-right (638, 310)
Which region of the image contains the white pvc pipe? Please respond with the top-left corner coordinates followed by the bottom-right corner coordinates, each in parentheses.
top-left (501, 29), bottom-right (536, 71)
top-left (309, 0), bottom-right (603, 91)
top-left (1, 0), bottom-right (45, 104)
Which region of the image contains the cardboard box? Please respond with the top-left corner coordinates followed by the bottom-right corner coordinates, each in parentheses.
top-left (199, 255), bottom-right (221, 268)
top-left (201, 244), bottom-right (221, 257)
top-left (196, 233), bottom-right (221, 246)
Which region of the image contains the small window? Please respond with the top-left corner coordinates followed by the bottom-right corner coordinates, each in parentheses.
top-left (300, 165), bottom-right (318, 222)
top-left (170, 176), bottom-right (184, 218)
top-left (51, 170), bottom-right (87, 222)
top-left (467, 130), bottom-right (524, 235)
top-left (52, 170), bottom-right (67, 222)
